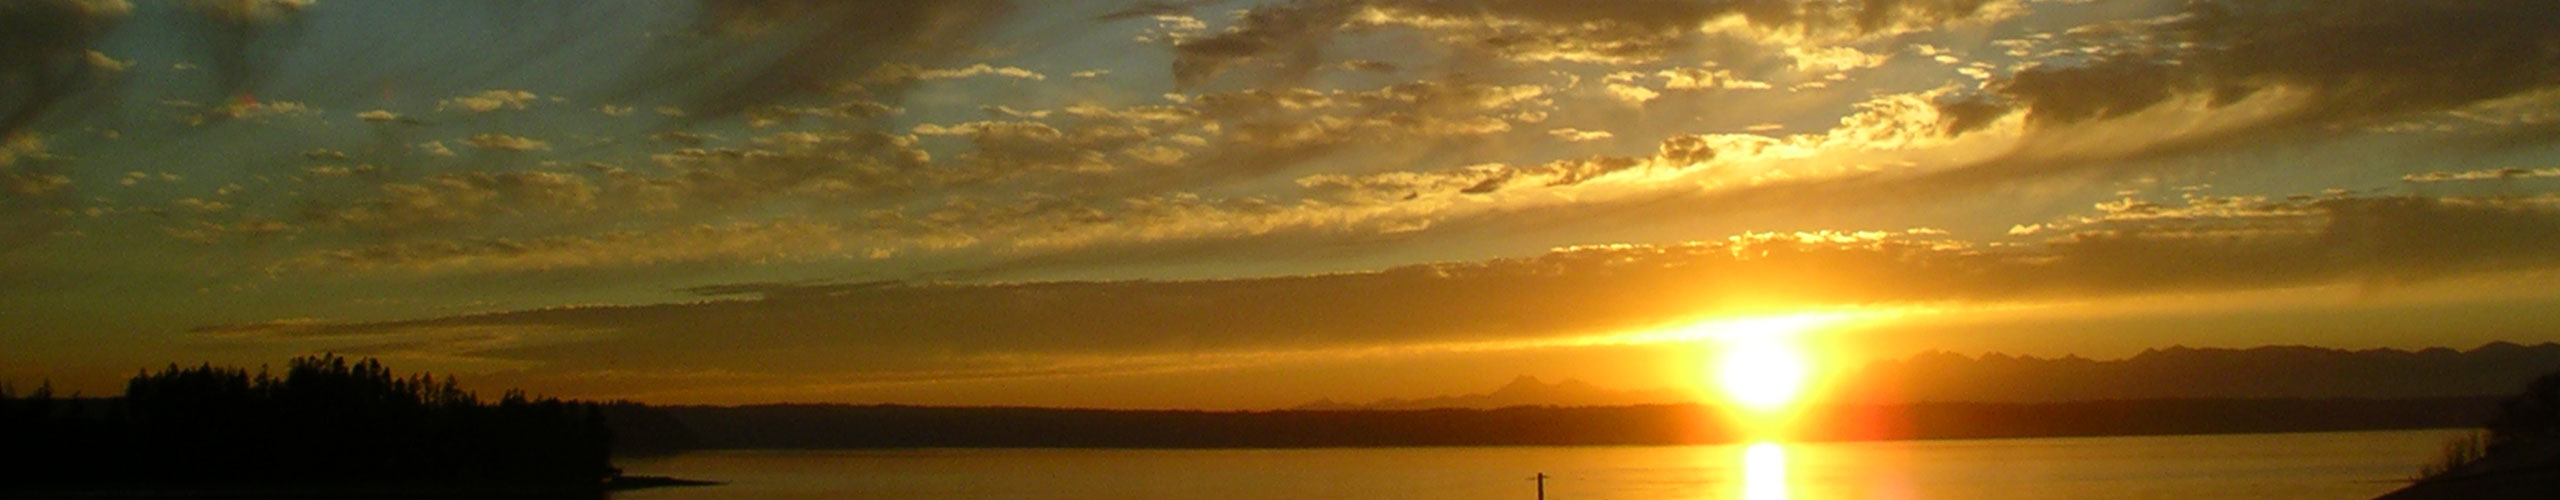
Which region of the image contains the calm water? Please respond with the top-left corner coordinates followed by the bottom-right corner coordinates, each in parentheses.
top-left (614, 429), bottom-right (2454, 500)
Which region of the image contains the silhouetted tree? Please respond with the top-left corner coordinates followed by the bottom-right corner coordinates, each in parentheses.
top-left (2486, 370), bottom-right (2560, 446)
top-left (0, 355), bottom-right (619, 491)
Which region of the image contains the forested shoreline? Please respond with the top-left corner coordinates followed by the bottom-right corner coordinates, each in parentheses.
top-left (0, 355), bottom-right (618, 492)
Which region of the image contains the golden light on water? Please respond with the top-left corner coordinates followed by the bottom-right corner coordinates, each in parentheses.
top-left (1742, 442), bottom-right (1789, 500)
top-left (1677, 316), bottom-right (1831, 500)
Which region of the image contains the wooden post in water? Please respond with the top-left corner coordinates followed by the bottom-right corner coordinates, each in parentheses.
top-left (1530, 473), bottom-right (1549, 500)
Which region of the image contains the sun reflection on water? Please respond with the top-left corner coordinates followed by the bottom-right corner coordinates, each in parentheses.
top-left (1742, 442), bottom-right (1788, 500)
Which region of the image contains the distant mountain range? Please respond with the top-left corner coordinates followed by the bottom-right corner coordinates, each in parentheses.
top-left (597, 343), bottom-right (2560, 450)
top-left (1843, 342), bottom-right (2560, 403)
top-left (1300, 343), bottom-right (2560, 409)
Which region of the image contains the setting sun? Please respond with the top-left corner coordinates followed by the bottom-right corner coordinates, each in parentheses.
top-left (1718, 337), bottom-right (1810, 412)
top-left (1688, 314), bottom-right (1835, 413)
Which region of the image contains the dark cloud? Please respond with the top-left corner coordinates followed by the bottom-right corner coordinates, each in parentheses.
top-left (1170, 0), bottom-right (1359, 89)
top-left (0, 0), bottom-right (130, 137)
top-left (1760, 0), bottom-right (2560, 220)
top-left (1986, 0), bottom-right (2560, 132)
top-left (629, 0), bottom-right (1014, 122)
top-left (1995, 55), bottom-right (2177, 128)
top-left (176, 0), bottom-right (312, 99)
top-left (1837, 0), bottom-right (2004, 33)
top-left (1096, 0), bottom-right (1221, 21)
top-left (1931, 95), bottom-right (2006, 137)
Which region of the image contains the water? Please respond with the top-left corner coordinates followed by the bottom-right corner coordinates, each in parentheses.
top-left (613, 429), bottom-right (2456, 500)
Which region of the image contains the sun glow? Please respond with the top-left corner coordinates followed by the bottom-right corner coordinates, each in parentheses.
top-left (1717, 336), bottom-right (1810, 411)
top-left (1691, 314), bottom-right (1838, 414)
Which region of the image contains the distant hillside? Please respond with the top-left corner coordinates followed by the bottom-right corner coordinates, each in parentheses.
top-left (1839, 342), bottom-right (2560, 404)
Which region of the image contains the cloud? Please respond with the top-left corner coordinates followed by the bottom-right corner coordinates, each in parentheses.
top-left (627, 130), bottom-right (933, 207)
top-left (913, 120), bottom-right (1122, 176)
top-left (190, 98), bottom-right (316, 123)
top-left (81, 50), bottom-right (131, 72)
top-left (161, 219), bottom-right (294, 245)
top-left (1784, 45), bottom-right (1888, 73)
top-left (1657, 67), bottom-right (1772, 90)
top-left (1191, 81), bottom-right (1552, 151)
top-left (865, 63), bottom-right (1047, 84)
top-left (1307, 83), bottom-right (2005, 203)
top-left (1605, 81), bottom-right (1660, 105)
top-left (416, 141), bottom-right (455, 157)
top-left (1335, 59), bottom-right (1398, 73)
top-left (309, 171), bottom-right (597, 233)
top-left (171, 197), bottom-right (232, 213)
top-left (1164, 0), bottom-right (2019, 88)
top-left (742, 98), bottom-right (900, 128)
top-left (462, 133), bottom-right (551, 151)
top-left (831, 80), bottom-right (1560, 197)
top-left (119, 171), bottom-right (181, 186)
top-left (2403, 167), bottom-right (2560, 183)
top-left (283, 217), bottom-right (889, 273)
top-left (4, 172), bottom-right (72, 195)
top-left (437, 90), bottom-right (542, 114)
top-left (1303, 153), bottom-right (1661, 199)
top-left (1548, 128), bottom-right (1613, 142)
top-left (277, 185), bottom-right (1446, 276)
top-left (0, 133), bottom-right (75, 252)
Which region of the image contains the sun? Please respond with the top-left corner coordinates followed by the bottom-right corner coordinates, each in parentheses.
top-left (1694, 314), bottom-right (1830, 413)
top-left (1717, 336), bottom-right (1810, 411)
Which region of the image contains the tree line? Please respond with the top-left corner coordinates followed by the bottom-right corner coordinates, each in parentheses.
top-left (0, 355), bottom-right (615, 490)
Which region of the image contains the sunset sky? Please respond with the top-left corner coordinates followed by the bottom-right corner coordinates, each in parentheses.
top-left (5, 0), bottom-right (2559, 409)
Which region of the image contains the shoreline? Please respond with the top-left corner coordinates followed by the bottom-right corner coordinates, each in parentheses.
top-left (1, 475), bottom-right (723, 499)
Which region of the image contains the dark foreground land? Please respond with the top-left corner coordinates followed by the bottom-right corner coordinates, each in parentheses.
top-left (2372, 368), bottom-right (2560, 499)
top-left (2, 475), bottom-right (717, 500)
top-left (0, 356), bottom-right (713, 497)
